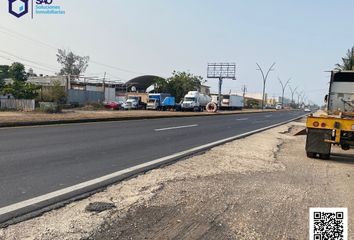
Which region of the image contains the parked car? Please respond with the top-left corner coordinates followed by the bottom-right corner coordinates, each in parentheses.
top-left (304, 108), bottom-right (311, 112)
top-left (103, 101), bottom-right (122, 110)
top-left (275, 104), bottom-right (282, 110)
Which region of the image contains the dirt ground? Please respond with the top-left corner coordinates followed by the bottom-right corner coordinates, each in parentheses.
top-left (0, 120), bottom-right (353, 240)
top-left (0, 109), bottom-right (272, 124)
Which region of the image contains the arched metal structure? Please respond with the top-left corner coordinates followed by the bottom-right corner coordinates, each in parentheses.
top-left (125, 75), bottom-right (165, 92)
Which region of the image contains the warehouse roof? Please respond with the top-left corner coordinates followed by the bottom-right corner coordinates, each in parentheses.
top-left (126, 75), bottom-right (165, 92)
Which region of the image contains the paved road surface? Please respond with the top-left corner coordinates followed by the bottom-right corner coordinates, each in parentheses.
top-left (0, 111), bottom-right (304, 210)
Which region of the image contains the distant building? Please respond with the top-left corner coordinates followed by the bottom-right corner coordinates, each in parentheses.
top-left (28, 76), bottom-right (67, 87)
top-left (267, 97), bottom-right (279, 106)
top-left (199, 85), bottom-right (211, 95)
top-left (27, 68), bottom-right (37, 77)
top-left (278, 96), bottom-right (291, 105)
top-left (245, 92), bottom-right (266, 101)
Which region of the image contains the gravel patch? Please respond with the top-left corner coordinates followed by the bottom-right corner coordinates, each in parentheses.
top-left (85, 202), bottom-right (116, 213)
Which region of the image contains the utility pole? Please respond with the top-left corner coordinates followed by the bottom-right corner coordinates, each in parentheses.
top-left (256, 62), bottom-right (276, 110)
top-left (103, 72), bottom-right (106, 102)
top-left (66, 74), bottom-right (71, 95)
top-left (241, 85), bottom-right (247, 107)
top-left (278, 77), bottom-right (291, 108)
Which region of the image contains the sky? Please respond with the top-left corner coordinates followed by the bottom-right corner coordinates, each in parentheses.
top-left (0, 0), bottom-right (353, 105)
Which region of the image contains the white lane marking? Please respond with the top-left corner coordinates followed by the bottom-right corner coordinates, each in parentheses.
top-left (154, 124), bottom-right (198, 132)
top-left (265, 115), bottom-right (272, 118)
top-left (236, 118), bottom-right (248, 121)
top-left (0, 114), bottom-right (308, 218)
top-left (252, 120), bottom-right (267, 124)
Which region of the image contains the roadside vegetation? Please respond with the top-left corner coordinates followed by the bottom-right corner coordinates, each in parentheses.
top-left (0, 49), bottom-right (89, 112)
top-left (56, 49), bottom-right (89, 78)
top-left (0, 62), bottom-right (39, 99)
top-left (335, 46), bottom-right (354, 70)
top-left (153, 71), bottom-right (203, 102)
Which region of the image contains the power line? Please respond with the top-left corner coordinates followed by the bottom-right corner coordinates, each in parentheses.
top-left (0, 25), bottom-right (57, 50)
top-left (0, 49), bottom-right (58, 72)
top-left (0, 54), bottom-right (57, 74)
top-left (106, 73), bottom-right (126, 81)
top-left (90, 60), bottom-right (146, 75)
top-left (0, 25), bottom-right (149, 76)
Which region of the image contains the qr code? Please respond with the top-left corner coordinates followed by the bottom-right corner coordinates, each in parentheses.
top-left (310, 208), bottom-right (348, 240)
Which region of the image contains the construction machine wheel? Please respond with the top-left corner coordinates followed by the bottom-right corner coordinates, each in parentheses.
top-left (306, 152), bottom-right (317, 158)
top-left (319, 153), bottom-right (330, 160)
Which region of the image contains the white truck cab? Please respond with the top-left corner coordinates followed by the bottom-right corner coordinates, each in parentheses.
top-left (181, 91), bottom-right (211, 112)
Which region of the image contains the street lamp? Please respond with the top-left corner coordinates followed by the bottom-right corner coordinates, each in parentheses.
top-left (289, 85), bottom-right (298, 106)
top-left (278, 77), bottom-right (291, 108)
top-left (296, 91), bottom-right (304, 108)
top-left (256, 62), bottom-right (276, 110)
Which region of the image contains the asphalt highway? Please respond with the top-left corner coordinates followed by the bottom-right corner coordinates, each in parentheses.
top-left (0, 111), bottom-right (305, 211)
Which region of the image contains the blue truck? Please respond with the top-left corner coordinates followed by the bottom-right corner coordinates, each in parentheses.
top-left (147, 93), bottom-right (176, 111)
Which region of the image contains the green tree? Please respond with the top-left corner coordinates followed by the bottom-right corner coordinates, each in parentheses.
top-left (3, 81), bottom-right (40, 99)
top-left (246, 99), bottom-right (260, 109)
top-left (0, 65), bottom-right (10, 80)
top-left (152, 77), bottom-right (169, 93)
top-left (57, 49), bottom-right (89, 76)
top-left (335, 46), bottom-right (354, 70)
top-left (0, 65), bottom-right (8, 91)
top-left (154, 71), bottom-right (202, 102)
top-left (9, 62), bottom-right (27, 81)
top-left (41, 80), bottom-right (66, 103)
top-left (0, 79), bottom-right (4, 91)
top-left (51, 80), bottom-right (66, 103)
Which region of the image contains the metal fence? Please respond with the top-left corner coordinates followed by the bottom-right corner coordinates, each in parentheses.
top-left (0, 99), bottom-right (35, 111)
top-left (67, 89), bottom-right (104, 105)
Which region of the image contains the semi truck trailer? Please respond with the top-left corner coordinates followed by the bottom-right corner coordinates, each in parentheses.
top-left (221, 94), bottom-right (244, 110)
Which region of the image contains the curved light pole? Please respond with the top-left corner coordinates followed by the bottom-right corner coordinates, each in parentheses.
top-left (256, 62), bottom-right (276, 109)
top-left (289, 85), bottom-right (298, 106)
top-left (278, 77), bottom-right (291, 108)
top-left (300, 93), bottom-right (306, 108)
top-left (296, 91), bottom-right (304, 108)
